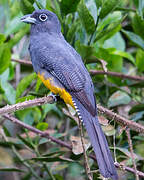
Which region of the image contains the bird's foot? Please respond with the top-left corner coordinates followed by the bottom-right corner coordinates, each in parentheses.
top-left (49, 93), bottom-right (58, 103)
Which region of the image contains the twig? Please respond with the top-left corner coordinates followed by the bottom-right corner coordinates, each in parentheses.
top-left (3, 114), bottom-right (144, 178)
top-left (97, 105), bottom-right (144, 133)
top-left (11, 58), bottom-right (144, 81)
top-left (34, 146), bottom-right (56, 180)
top-left (22, 81), bottom-right (36, 97)
top-left (15, 64), bottom-right (21, 87)
top-left (12, 145), bottom-right (43, 180)
top-left (0, 96), bottom-right (54, 115)
top-left (78, 117), bottom-right (92, 180)
top-left (0, 127), bottom-right (42, 180)
top-left (89, 155), bottom-right (144, 178)
top-left (126, 128), bottom-right (139, 180)
top-left (43, 163), bottom-right (56, 180)
top-left (3, 114), bottom-right (71, 150)
top-left (90, 70), bottom-right (144, 81)
top-left (115, 162), bottom-right (144, 178)
top-left (1, 96), bottom-right (144, 133)
top-left (12, 58), bottom-right (32, 66)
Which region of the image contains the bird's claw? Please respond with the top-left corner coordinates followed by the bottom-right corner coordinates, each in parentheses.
top-left (49, 93), bottom-right (57, 103)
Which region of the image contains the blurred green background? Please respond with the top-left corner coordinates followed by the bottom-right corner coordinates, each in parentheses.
top-left (0, 0), bottom-right (144, 179)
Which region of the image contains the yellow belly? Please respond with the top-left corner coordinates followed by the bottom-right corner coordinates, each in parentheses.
top-left (38, 73), bottom-right (74, 108)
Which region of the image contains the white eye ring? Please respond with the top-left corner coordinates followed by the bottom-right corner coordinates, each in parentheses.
top-left (39, 14), bottom-right (48, 21)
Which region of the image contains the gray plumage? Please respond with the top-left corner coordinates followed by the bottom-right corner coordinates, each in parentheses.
top-left (21, 9), bottom-right (118, 180)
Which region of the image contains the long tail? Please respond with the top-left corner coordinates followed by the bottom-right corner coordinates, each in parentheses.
top-left (73, 97), bottom-right (118, 180)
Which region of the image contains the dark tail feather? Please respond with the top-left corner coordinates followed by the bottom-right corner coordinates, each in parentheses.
top-left (73, 98), bottom-right (118, 180)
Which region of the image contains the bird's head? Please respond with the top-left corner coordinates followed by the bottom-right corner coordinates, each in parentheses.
top-left (21, 9), bottom-right (61, 34)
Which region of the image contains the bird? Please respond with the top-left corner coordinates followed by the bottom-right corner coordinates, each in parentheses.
top-left (21, 9), bottom-right (118, 179)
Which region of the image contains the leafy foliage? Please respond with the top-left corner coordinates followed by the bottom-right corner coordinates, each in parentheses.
top-left (0, 0), bottom-right (144, 179)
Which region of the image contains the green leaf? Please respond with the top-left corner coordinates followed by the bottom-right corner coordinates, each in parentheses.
top-left (99, 0), bottom-right (121, 19)
top-left (67, 21), bottom-right (79, 44)
top-left (86, 0), bottom-right (98, 23)
top-left (75, 40), bottom-right (94, 59)
top-left (35, 77), bottom-right (42, 92)
top-left (20, 0), bottom-right (35, 15)
top-left (23, 112), bottom-right (35, 125)
top-left (97, 11), bottom-right (122, 32)
top-left (16, 95), bottom-right (35, 103)
top-left (132, 112), bottom-right (144, 123)
top-left (0, 168), bottom-right (25, 172)
top-left (0, 141), bottom-right (20, 148)
top-left (110, 49), bottom-right (135, 65)
top-left (69, 163), bottom-right (83, 177)
top-left (18, 135), bottom-right (35, 149)
top-left (102, 125), bottom-right (115, 136)
top-left (103, 32), bottom-right (125, 51)
top-left (108, 90), bottom-right (131, 107)
top-left (32, 156), bottom-right (72, 162)
top-left (77, 0), bottom-right (95, 34)
top-left (95, 0), bottom-right (102, 9)
top-left (36, 122), bottom-right (48, 131)
top-left (129, 104), bottom-right (144, 114)
top-left (132, 13), bottom-right (144, 39)
top-left (0, 34), bottom-right (6, 45)
top-left (138, 0), bottom-right (144, 19)
top-left (10, 0), bottom-right (21, 18)
top-left (46, 0), bottom-right (53, 10)
top-left (60, 0), bottom-right (80, 15)
top-left (28, 0), bottom-right (35, 3)
top-left (95, 12), bottom-right (123, 42)
top-left (129, 81), bottom-right (144, 88)
top-left (16, 107), bottom-right (41, 125)
top-left (5, 14), bottom-right (25, 36)
top-left (34, 0), bottom-right (45, 9)
top-left (0, 44), bottom-right (11, 74)
top-left (43, 151), bottom-right (65, 157)
top-left (53, 0), bottom-right (62, 23)
top-left (8, 25), bottom-right (30, 48)
top-left (93, 46), bottom-right (123, 72)
top-left (136, 49), bottom-right (144, 72)
top-left (116, 147), bottom-right (142, 160)
top-left (41, 103), bottom-right (58, 119)
top-left (121, 29), bottom-right (144, 50)
top-left (54, 174), bottom-right (64, 180)
top-left (0, 69), bottom-right (16, 104)
top-left (16, 73), bottom-right (37, 99)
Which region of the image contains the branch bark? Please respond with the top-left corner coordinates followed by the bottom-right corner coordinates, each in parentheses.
top-left (97, 105), bottom-right (144, 133)
top-left (12, 58), bottom-right (32, 66)
top-left (3, 114), bottom-right (71, 150)
top-left (1, 96), bottom-right (144, 133)
top-left (126, 128), bottom-right (139, 180)
top-left (0, 96), bottom-right (54, 115)
top-left (11, 58), bottom-right (144, 81)
top-left (3, 114), bottom-right (144, 178)
top-left (90, 70), bottom-right (144, 81)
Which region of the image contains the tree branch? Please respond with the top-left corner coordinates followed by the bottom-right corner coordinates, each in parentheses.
top-left (11, 58), bottom-right (144, 81)
top-left (97, 105), bottom-right (144, 133)
top-left (1, 96), bottom-right (144, 133)
top-left (126, 128), bottom-right (139, 180)
top-left (89, 154), bottom-right (144, 178)
top-left (90, 70), bottom-right (144, 81)
top-left (11, 58), bottom-right (32, 66)
top-left (114, 162), bottom-right (144, 178)
top-left (0, 96), bottom-right (54, 115)
top-left (78, 117), bottom-right (92, 180)
top-left (3, 114), bottom-right (71, 150)
top-left (3, 114), bottom-right (144, 178)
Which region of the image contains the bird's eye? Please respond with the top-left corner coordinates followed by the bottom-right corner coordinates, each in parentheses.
top-left (39, 14), bottom-right (48, 21)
